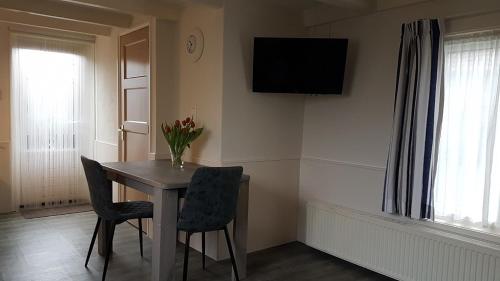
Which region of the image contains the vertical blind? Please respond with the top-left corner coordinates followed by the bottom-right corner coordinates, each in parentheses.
top-left (11, 33), bottom-right (95, 209)
top-left (435, 32), bottom-right (500, 231)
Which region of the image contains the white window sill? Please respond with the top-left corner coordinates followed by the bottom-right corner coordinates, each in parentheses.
top-left (415, 217), bottom-right (500, 246)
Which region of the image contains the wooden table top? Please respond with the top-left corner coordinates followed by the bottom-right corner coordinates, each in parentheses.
top-left (102, 160), bottom-right (250, 190)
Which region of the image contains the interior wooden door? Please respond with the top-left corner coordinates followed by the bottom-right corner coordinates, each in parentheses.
top-left (119, 26), bottom-right (150, 228)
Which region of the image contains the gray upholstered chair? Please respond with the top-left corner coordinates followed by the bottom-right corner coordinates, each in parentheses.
top-left (177, 166), bottom-right (243, 281)
top-left (80, 156), bottom-right (153, 281)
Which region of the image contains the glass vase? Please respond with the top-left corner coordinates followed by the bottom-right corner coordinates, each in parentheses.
top-left (169, 146), bottom-right (185, 169)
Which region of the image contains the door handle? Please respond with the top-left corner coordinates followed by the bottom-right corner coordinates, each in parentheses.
top-left (118, 124), bottom-right (125, 141)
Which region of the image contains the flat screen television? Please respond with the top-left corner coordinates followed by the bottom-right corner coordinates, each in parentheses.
top-left (252, 37), bottom-right (348, 95)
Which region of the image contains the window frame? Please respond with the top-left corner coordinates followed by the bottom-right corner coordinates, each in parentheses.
top-left (430, 29), bottom-right (500, 242)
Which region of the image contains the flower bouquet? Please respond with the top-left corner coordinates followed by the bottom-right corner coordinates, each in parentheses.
top-left (161, 117), bottom-right (203, 168)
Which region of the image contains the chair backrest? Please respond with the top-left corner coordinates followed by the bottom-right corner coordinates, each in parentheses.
top-left (80, 156), bottom-right (113, 218)
top-left (178, 166), bottom-right (243, 232)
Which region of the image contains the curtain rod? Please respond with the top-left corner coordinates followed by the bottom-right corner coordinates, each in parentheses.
top-left (444, 8), bottom-right (500, 37)
top-left (309, 5), bottom-right (500, 29)
top-left (8, 28), bottom-right (96, 44)
top-left (445, 28), bottom-right (500, 39)
top-left (444, 8), bottom-right (500, 21)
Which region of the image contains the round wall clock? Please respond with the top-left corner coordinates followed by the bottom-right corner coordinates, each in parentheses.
top-left (186, 28), bottom-right (204, 62)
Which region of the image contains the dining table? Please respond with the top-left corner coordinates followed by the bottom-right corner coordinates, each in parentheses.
top-left (98, 160), bottom-right (250, 281)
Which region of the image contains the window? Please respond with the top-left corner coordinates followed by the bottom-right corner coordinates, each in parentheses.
top-left (434, 32), bottom-right (500, 233)
top-left (11, 33), bottom-right (95, 209)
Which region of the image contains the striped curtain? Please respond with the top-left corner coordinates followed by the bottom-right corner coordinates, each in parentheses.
top-left (383, 19), bottom-right (444, 220)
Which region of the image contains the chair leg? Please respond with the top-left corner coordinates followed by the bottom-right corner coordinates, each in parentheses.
top-left (85, 217), bottom-right (101, 267)
top-left (102, 221), bottom-right (116, 281)
top-left (138, 218), bottom-right (143, 257)
top-left (176, 197), bottom-right (182, 242)
top-left (183, 232), bottom-right (191, 281)
top-left (202, 232), bottom-right (206, 270)
top-left (223, 227), bottom-right (240, 281)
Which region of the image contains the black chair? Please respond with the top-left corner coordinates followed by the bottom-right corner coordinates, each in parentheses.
top-left (80, 156), bottom-right (153, 281)
top-left (177, 166), bottom-right (243, 281)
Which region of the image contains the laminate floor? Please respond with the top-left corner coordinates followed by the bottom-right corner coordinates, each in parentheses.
top-left (0, 212), bottom-right (394, 281)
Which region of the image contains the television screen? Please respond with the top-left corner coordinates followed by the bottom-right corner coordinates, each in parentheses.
top-left (252, 37), bottom-right (348, 95)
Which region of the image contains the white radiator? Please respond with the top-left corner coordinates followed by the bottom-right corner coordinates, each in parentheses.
top-left (304, 201), bottom-right (500, 281)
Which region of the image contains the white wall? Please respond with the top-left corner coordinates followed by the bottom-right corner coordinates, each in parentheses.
top-left (95, 32), bottom-right (119, 147)
top-left (147, 2), bottom-right (305, 259)
top-left (298, 0), bottom-right (500, 241)
top-left (158, 0), bottom-right (307, 257)
top-left (94, 28), bottom-right (123, 201)
top-left (178, 5), bottom-right (224, 166)
top-left (149, 4), bottom-right (224, 166)
top-left (221, 0), bottom-right (306, 253)
top-left (153, 3), bottom-right (225, 260)
top-left (94, 29), bottom-right (120, 162)
top-left (150, 18), bottom-right (179, 160)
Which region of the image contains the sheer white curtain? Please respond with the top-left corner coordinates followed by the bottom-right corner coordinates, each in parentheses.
top-left (435, 32), bottom-right (500, 231)
top-left (11, 33), bottom-right (95, 209)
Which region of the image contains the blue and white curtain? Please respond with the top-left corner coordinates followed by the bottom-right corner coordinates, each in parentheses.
top-left (383, 19), bottom-right (444, 220)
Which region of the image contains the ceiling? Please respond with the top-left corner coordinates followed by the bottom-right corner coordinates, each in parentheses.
top-left (159, 0), bottom-right (371, 10)
top-left (0, 0), bottom-right (430, 35)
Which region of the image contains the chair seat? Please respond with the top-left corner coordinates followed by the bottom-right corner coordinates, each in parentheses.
top-left (110, 201), bottom-right (153, 222)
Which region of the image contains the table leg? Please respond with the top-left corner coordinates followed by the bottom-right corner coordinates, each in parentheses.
top-left (98, 219), bottom-right (113, 256)
top-left (233, 180), bottom-right (249, 280)
top-left (152, 189), bottom-right (179, 281)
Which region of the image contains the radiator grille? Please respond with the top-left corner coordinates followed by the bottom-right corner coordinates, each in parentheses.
top-left (304, 202), bottom-right (500, 281)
